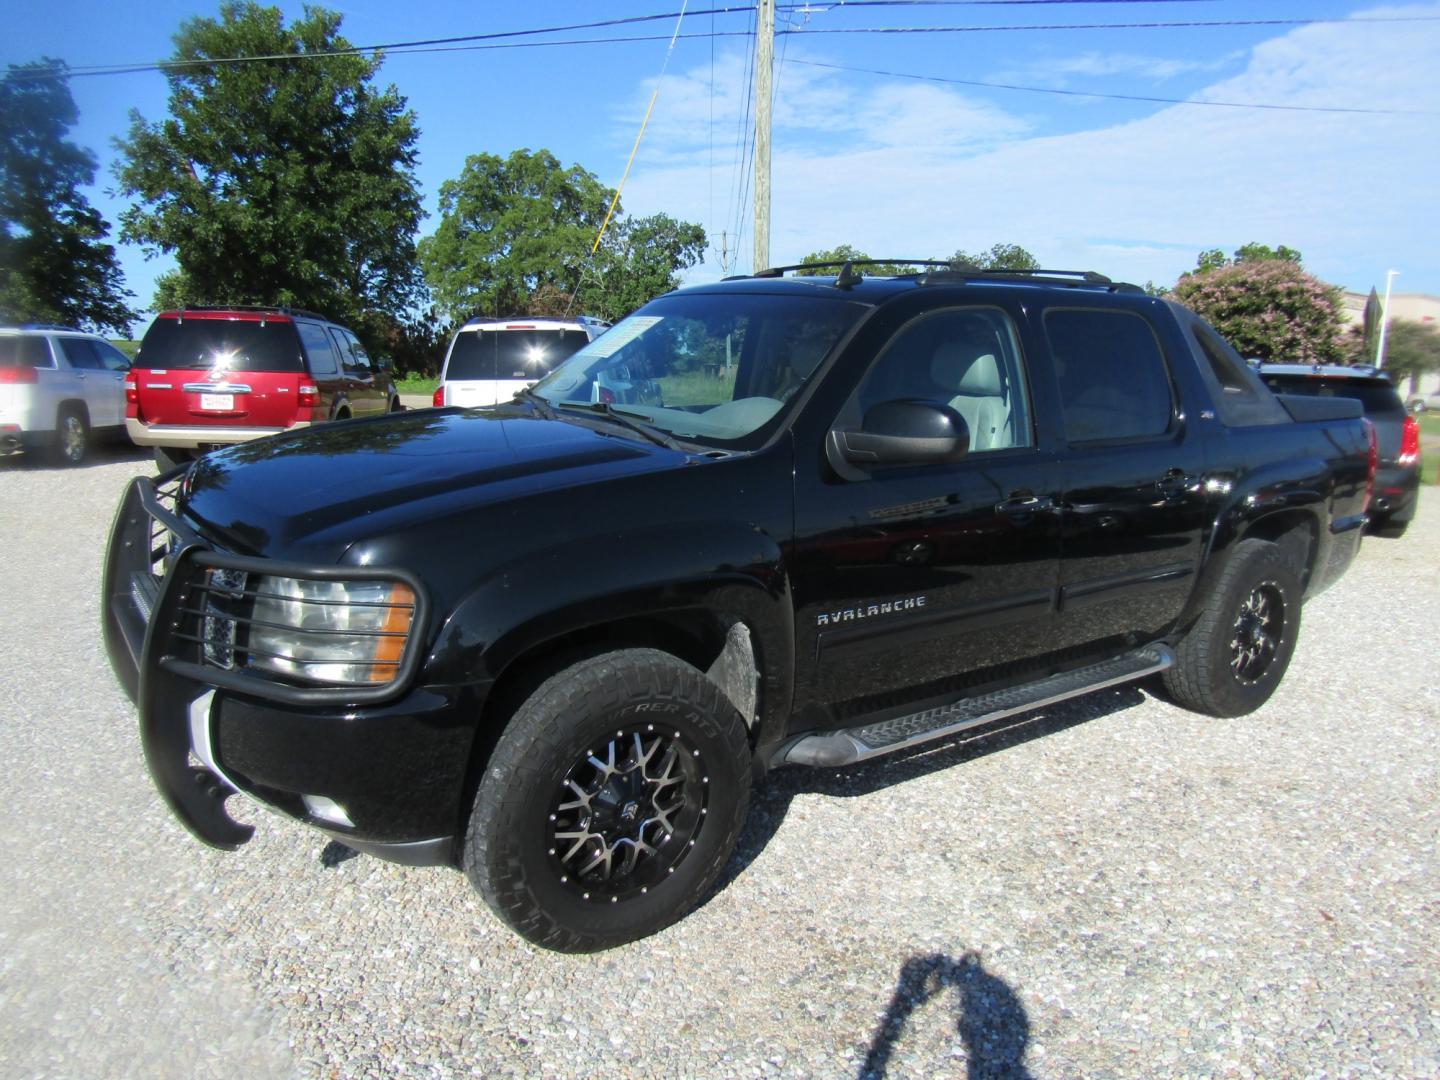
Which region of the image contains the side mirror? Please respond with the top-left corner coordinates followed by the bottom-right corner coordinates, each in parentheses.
top-left (827, 399), bottom-right (969, 479)
top-left (375, 356), bottom-right (393, 372)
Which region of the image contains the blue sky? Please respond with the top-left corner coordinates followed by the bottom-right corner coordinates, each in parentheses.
top-left (6, 1), bottom-right (1439, 326)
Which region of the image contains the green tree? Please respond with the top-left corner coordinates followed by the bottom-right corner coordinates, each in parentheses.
top-left (794, 245), bottom-right (919, 276)
top-left (1189, 242), bottom-right (1303, 277)
top-left (1348, 320), bottom-right (1440, 395)
top-left (114, 3), bottom-right (423, 339)
top-left (1171, 260), bottom-right (1346, 362)
top-left (419, 149), bottom-right (610, 322)
top-left (950, 242), bottom-right (1040, 271)
top-left (585, 213), bottom-right (706, 320)
top-left (0, 59), bottom-right (135, 333)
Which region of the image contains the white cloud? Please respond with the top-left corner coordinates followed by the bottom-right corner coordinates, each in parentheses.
top-left (617, 4), bottom-right (1440, 292)
top-left (1004, 50), bottom-right (1243, 85)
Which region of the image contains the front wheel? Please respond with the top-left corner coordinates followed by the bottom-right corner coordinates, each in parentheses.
top-left (463, 648), bottom-right (751, 952)
top-left (52, 408), bottom-right (89, 466)
top-left (1161, 539), bottom-right (1302, 717)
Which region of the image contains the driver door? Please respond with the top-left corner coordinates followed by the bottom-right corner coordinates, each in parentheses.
top-left (789, 303), bottom-right (1063, 721)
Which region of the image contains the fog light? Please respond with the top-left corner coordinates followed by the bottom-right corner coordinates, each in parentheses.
top-left (302, 794), bottom-right (354, 828)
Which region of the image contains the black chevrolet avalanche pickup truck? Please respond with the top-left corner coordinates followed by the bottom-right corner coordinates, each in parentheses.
top-left (104, 263), bottom-right (1375, 951)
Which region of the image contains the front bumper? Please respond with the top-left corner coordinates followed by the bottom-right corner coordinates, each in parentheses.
top-left (125, 417), bottom-right (311, 449)
top-left (102, 475), bottom-right (474, 862)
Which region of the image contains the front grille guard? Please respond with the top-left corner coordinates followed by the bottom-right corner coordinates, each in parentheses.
top-left (101, 472), bottom-right (429, 851)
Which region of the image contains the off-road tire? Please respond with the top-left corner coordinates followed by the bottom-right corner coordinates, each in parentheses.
top-left (1162, 539), bottom-right (1302, 717)
top-left (463, 648), bottom-right (751, 952)
top-left (52, 407), bottom-right (89, 466)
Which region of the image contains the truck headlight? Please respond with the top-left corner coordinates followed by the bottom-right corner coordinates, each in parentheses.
top-left (248, 575), bottom-right (416, 686)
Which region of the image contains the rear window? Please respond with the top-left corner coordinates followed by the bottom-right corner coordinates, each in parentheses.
top-left (0, 336), bottom-right (53, 369)
top-left (446, 328), bottom-right (591, 381)
top-left (137, 318), bottom-right (303, 372)
top-left (1260, 374), bottom-right (1403, 416)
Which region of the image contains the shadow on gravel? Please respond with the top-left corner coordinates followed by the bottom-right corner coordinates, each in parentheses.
top-left (715, 682), bottom-right (1148, 894)
top-left (859, 952), bottom-right (1032, 1080)
top-left (320, 841), bottom-right (361, 868)
top-left (0, 439), bottom-right (150, 471)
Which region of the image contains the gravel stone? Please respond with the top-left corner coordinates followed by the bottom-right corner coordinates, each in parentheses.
top-left (1, 446), bottom-right (1436, 1078)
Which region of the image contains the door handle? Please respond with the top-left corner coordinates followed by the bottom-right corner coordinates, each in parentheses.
top-left (995, 494), bottom-right (1055, 515)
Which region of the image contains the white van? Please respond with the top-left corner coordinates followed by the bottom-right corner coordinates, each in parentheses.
top-left (433, 316), bottom-right (609, 408)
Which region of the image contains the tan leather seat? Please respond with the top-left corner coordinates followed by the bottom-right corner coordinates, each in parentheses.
top-left (931, 342), bottom-right (1007, 451)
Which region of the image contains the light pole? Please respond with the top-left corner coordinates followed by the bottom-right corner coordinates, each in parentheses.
top-left (1375, 269), bottom-right (1399, 369)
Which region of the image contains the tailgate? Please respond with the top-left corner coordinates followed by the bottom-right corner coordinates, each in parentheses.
top-left (136, 370), bottom-right (303, 428)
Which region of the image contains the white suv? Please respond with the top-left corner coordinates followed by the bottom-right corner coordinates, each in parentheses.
top-left (432, 316), bottom-right (609, 408)
top-left (1, 325), bottom-right (131, 466)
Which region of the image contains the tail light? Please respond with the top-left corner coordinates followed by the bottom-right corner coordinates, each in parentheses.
top-left (0, 366), bottom-right (38, 384)
top-left (1398, 414), bottom-right (1420, 467)
top-left (1362, 418), bottom-right (1378, 513)
top-left (298, 383), bottom-right (319, 407)
top-left (124, 372), bottom-right (138, 403)
top-left (432, 385), bottom-right (445, 407)
top-left (598, 385), bottom-right (616, 405)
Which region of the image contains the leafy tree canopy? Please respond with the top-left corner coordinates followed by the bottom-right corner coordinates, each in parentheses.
top-left (114, 3), bottom-right (424, 343)
top-left (419, 149), bottom-right (704, 324)
top-left (795, 244), bottom-right (914, 277)
top-left (419, 148), bottom-right (610, 322)
top-left (1171, 259), bottom-right (1345, 363)
top-left (1192, 243), bottom-right (1303, 275)
top-left (949, 242), bottom-right (1041, 271)
top-left (1346, 319), bottom-right (1440, 389)
top-left (0, 59), bottom-right (135, 333)
top-left (585, 213), bottom-right (706, 322)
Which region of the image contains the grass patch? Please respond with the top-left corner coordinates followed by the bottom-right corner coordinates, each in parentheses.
top-left (1418, 412), bottom-right (1440, 439)
top-left (394, 374), bottom-right (438, 395)
top-left (656, 368), bottom-right (738, 407)
top-left (1424, 453), bottom-right (1439, 487)
top-left (111, 340), bottom-right (140, 360)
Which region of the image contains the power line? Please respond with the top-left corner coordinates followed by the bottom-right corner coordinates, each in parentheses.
top-left (19, 13), bottom-right (1438, 82)
top-left (786, 57), bottom-right (1440, 116)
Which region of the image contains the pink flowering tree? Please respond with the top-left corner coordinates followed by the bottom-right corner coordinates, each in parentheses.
top-left (1170, 260), bottom-right (1346, 363)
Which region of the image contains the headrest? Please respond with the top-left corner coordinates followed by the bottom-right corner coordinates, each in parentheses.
top-left (931, 341), bottom-right (1001, 395)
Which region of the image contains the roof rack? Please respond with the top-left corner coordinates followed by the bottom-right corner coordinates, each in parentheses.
top-left (7, 322), bottom-right (83, 332)
top-left (178, 304), bottom-right (330, 321)
top-left (749, 259), bottom-right (1143, 294)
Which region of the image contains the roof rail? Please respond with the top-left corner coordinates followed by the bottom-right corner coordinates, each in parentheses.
top-left (178, 304), bottom-right (331, 321)
top-left (748, 259), bottom-right (1142, 293)
top-left (11, 322), bottom-right (82, 332)
top-left (755, 258), bottom-right (952, 279)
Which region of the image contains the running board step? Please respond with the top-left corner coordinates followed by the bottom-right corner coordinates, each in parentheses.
top-left (781, 644), bottom-right (1174, 768)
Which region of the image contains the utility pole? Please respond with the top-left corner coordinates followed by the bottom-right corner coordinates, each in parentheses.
top-left (1375, 268), bottom-right (1399, 369)
top-left (753, 0), bottom-right (774, 274)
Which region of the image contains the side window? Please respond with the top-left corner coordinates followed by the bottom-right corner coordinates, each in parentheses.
top-left (95, 341), bottom-right (132, 371)
top-left (344, 332), bottom-right (373, 374)
top-left (58, 338), bottom-right (103, 370)
top-left (1046, 308), bottom-right (1174, 442)
top-left (849, 307), bottom-right (1033, 454)
top-left (296, 322), bottom-right (339, 375)
top-left (328, 328), bottom-right (358, 373)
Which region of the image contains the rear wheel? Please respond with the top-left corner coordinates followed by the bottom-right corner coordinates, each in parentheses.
top-left (52, 408), bottom-right (89, 466)
top-left (1162, 539), bottom-right (1302, 717)
top-left (463, 648), bottom-right (751, 952)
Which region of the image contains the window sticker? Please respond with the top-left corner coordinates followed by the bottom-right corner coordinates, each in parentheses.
top-left (582, 316), bottom-right (663, 358)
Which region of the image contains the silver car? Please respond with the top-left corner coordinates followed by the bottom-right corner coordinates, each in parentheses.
top-left (0, 325), bottom-right (131, 465)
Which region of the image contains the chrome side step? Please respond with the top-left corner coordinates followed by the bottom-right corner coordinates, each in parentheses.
top-left (781, 644), bottom-right (1174, 768)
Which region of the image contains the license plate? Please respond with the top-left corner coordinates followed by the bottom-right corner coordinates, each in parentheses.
top-left (200, 393), bottom-right (234, 411)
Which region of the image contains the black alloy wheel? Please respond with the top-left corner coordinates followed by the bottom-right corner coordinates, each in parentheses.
top-left (1162, 538), bottom-right (1302, 717)
top-left (548, 724), bottom-right (707, 903)
top-left (1229, 580), bottom-right (1285, 684)
top-left (463, 648), bottom-right (751, 952)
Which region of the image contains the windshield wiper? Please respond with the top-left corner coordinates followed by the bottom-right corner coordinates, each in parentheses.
top-left (512, 386), bottom-right (556, 420)
top-left (572, 402), bottom-right (687, 452)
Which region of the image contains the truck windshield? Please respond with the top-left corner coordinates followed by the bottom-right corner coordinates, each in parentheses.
top-left (532, 292), bottom-right (868, 448)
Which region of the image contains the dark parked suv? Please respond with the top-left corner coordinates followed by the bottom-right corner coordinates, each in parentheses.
top-left (1257, 363), bottom-right (1421, 536)
top-left (126, 306), bottom-right (399, 467)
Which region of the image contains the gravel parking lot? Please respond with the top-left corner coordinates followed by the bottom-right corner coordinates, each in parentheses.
top-left (1, 445), bottom-right (1436, 1079)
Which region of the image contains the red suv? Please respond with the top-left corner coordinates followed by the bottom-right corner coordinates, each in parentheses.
top-left (126, 307), bottom-right (399, 467)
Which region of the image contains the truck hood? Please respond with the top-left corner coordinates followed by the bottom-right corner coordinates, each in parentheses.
top-left (177, 407), bottom-right (681, 560)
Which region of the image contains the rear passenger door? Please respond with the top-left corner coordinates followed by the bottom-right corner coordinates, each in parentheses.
top-left (342, 332), bottom-right (386, 415)
top-left (1044, 306), bottom-right (1210, 651)
top-left (56, 337), bottom-right (123, 428)
top-left (295, 321), bottom-right (343, 416)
